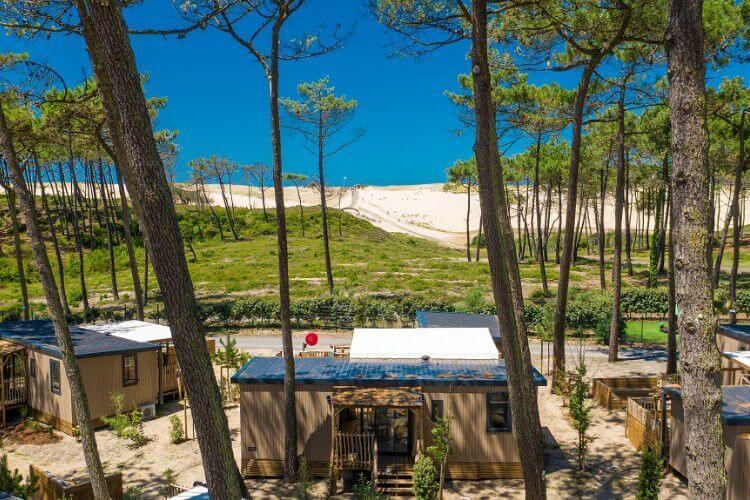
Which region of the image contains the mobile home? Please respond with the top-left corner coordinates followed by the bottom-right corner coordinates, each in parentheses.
top-left (666, 385), bottom-right (750, 499)
top-left (717, 324), bottom-right (750, 385)
top-left (0, 320), bottom-right (160, 433)
top-left (232, 327), bottom-right (546, 493)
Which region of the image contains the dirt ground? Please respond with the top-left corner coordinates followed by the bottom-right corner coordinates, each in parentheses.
top-left (0, 344), bottom-right (688, 499)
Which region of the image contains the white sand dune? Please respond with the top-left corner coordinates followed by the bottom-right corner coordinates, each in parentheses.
top-left (31, 181), bottom-right (745, 249)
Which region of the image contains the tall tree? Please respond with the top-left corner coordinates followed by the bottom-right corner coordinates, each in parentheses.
top-left (0, 4), bottom-right (252, 496)
top-left (0, 78), bottom-right (110, 498)
top-left (667, 0), bottom-right (724, 496)
top-left (181, 0), bottom-right (346, 481)
top-left (374, 2), bottom-right (546, 495)
top-left (281, 77), bottom-right (363, 293)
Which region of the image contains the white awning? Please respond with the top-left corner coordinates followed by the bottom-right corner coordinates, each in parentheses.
top-left (84, 320), bottom-right (173, 344)
top-left (170, 486), bottom-right (208, 499)
top-left (724, 350), bottom-right (750, 370)
top-left (349, 328), bottom-right (499, 360)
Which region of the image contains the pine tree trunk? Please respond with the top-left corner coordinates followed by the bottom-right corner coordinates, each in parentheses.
top-left (73, 2), bottom-right (248, 496)
top-left (624, 163), bottom-right (634, 276)
top-left (667, 0), bottom-right (725, 495)
top-left (0, 101), bottom-right (111, 500)
top-left (1, 184), bottom-right (29, 320)
top-left (609, 81), bottom-right (627, 363)
top-left (466, 183), bottom-right (472, 262)
top-left (98, 160), bottom-right (119, 301)
top-left (728, 111), bottom-right (746, 324)
top-left (470, 3), bottom-right (546, 496)
top-left (553, 60), bottom-right (599, 386)
top-left (36, 164), bottom-right (70, 317)
top-left (268, 17), bottom-right (298, 482)
top-left (67, 161), bottom-right (89, 315)
top-left (318, 113), bottom-right (335, 294)
top-left (533, 134), bottom-right (548, 291)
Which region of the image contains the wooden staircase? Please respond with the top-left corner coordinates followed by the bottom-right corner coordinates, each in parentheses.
top-left (375, 464), bottom-right (414, 497)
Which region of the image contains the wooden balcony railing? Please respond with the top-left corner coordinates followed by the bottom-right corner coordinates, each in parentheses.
top-left (334, 432), bottom-right (375, 469)
top-left (2, 377), bottom-right (26, 406)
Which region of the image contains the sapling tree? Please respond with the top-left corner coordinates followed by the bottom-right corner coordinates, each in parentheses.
top-left (636, 446), bottom-right (664, 500)
top-left (243, 162), bottom-right (271, 219)
top-left (283, 172), bottom-right (308, 236)
top-left (568, 353), bottom-right (591, 471)
top-left (281, 77), bottom-right (362, 293)
top-left (446, 158), bottom-right (478, 262)
top-left (426, 404), bottom-right (453, 499)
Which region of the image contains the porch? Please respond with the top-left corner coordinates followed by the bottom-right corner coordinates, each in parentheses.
top-left (329, 385), bottom-right (425, 495)
top-left (0, 340), bottom-right (27, 426)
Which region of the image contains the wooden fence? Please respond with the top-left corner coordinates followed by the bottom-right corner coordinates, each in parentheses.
top-left (30, 465), bottom-right (123, 500)
top-left (334, 432), bottom-right (375, 469)
top-left (591, 377), bottom-right (659, 411)
top-left (625, 396), bottom-right (662, 451)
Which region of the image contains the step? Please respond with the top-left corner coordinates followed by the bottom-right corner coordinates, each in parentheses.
top-left (376, 478), bottom-right (414, 485)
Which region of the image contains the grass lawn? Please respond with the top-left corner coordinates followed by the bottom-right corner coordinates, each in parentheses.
top-left (624, 319), bottom-right (672, 345)
top-left (0, 196), bottom-right (674, 319)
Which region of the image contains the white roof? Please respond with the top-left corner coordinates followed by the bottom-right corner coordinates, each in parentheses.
top-left (84, 320), bottom-right (173, 344)
top-left (349, 328), bottom-right (499, 360)
top-left (724, 350), bottom-right (750, 370)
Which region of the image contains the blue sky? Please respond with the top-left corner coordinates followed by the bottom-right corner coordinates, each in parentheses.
top-left (0, 1), bottom-right (747, 186)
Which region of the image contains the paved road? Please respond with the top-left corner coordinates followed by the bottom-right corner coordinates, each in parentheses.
top-left (233, 332), bottom-right (668, 362)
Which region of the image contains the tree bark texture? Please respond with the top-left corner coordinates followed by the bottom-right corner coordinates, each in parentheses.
top-left (667, 0), bottom-right (725, 496)
top-left (0, 101), bottom-right (111, 500)
top-left (73, 2), bottom-right (247, 497)
top-left (470, 2), bottom-right (546, 497)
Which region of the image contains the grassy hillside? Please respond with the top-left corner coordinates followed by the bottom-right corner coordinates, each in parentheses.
top-left (0, 193), bottom-right (671, 321)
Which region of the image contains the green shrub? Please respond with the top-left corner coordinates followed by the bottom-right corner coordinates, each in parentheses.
top-left (169, 414), bottom-right (184, 444)
top-left (158, 469), bottom-right (179, 498)
top-left (412, 455), bottom-right (438, 500)
top-left (352, 473), bottom-right (383, 499)
top-left (123, 485), bottom-right (143, 500)
top-left (636, 446), bottom-right (663, 500)
top-left (101, 394), bottom-right (147, 447)
top-left (0, 454), bottom-right (37, 498)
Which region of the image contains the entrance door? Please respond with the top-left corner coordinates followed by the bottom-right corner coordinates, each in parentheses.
top-left (373, 408), bottom-right (411, 455)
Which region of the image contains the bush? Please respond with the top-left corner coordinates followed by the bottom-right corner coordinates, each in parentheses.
top-left (101, 394), bottom-right (148, 447)
top-left (0, 454), bottom-right (37, 498)
top-left (293, 458), bottom-right (312, 499)
top-left (352, 473), bottom-right (383, 499)
top-left (636, 446), bottom-right (664, 500)
top-left (169, 414), bottom-right (184, 444)
top-left (123, 485), bottom-right (143, 500)
top-left (158, 469), bottom-right (179, 498)
top-left (412, 455), bottom-right (438, 500)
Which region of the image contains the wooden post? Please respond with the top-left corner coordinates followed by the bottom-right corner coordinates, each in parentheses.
top-left (157, 345), bottom-right (163, 405)
top-left (328, 405), bottom-right (338, 495)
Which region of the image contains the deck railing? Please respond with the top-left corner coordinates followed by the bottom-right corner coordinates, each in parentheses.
top-left (334, 432), bottom-right (375, 469)
top-left (739, 373), bottom-right (750, 386)
top-left (2, 377), bottom-right (26, 406)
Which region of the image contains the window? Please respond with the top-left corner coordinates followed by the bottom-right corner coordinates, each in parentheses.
top-left (122, 353), bottom-right (138, 387)
top-left (486, 392), bottom-right (511, 432)
top-left (431, 400), bottom-right (444, 421)
top-left (49, 360), bottom-right (61, 395)
top-left (29, 358), bottom-right (36, 377)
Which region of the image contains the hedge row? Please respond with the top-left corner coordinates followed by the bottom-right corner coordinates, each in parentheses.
top-left (6, 287), bottom-right (749, 330)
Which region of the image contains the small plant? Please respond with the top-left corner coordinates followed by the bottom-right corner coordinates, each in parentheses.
top-left (426, 405), bottom-right (454, 500)
top-left (293, 458), bottom-right (313, 499)
top-left (158, 469), bottom-right (179, 498)
top-left (568, 354), bottom-right (592, 471)
top-left (169, 414), bottom-right (184, 444)
top-left (412, 455), bottom-right (438, 500)
top-left (0, 454), bottom-right (37, 498)
top-left (123, 485), bottom-right (143, 499)
top-left (636, 446), bottom-right (664, 500)
top-left (101, 393), bottom-right (148, 447)
top-left (352, 473), bottom-right (383, 499)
